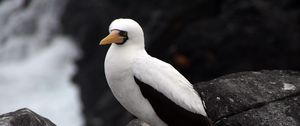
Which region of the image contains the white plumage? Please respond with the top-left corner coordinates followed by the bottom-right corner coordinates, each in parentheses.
top-left (133, 55), bottom-right (207, 116)
top-left (100, 18), bottom-right (208, 126)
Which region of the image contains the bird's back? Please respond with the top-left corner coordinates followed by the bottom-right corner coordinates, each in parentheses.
top-left (134, 76), bottom-right (212, 126)
top-left (133, 55), bottom-right (212, 126)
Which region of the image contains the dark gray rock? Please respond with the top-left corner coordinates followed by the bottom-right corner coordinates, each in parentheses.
top-left (196, 70), bottom-right (300, 126)
top-left (0, 108), bottom-right (56, 126)
top-left (217, 95), bottom-right (300, 126)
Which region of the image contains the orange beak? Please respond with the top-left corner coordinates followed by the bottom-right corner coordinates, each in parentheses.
top-left (99, 30), bottom-right (124, 45)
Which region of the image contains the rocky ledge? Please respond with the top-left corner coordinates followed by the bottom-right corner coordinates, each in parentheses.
top-left (128, 70), bottom-right (300, 126)
top-left (0, 108), bottom-right (56, 126)
top-left (197, 70), bottom-right (300, 126)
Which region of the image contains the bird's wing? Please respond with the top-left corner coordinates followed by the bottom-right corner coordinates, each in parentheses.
top-left (132, 55), bottom-right (207, 116)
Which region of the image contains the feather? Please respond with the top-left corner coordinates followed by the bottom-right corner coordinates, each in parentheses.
top-left (133, 54), bottom-right (207, 116)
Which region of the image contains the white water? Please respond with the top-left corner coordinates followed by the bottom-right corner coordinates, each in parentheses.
top-left (0, 0), bottom-right (83, 126)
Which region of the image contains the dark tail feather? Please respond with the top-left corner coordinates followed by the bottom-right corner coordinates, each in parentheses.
top-left (207, 117), bottom-right (215, 126)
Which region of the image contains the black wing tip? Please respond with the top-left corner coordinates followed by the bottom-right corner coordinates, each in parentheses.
top-left (133, 76), bottom-right (214, 126)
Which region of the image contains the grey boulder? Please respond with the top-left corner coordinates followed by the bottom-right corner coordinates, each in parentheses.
top-left (196, 70), bottom-right (300, 126)
top-left (0, 108), bottom-right (56, 126)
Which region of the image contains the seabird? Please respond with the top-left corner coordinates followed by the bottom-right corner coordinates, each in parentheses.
top-left (99, 18), bottom-right (211, 126)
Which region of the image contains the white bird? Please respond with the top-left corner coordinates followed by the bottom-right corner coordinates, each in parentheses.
top-left (99, 18), bottom-right (211, 126)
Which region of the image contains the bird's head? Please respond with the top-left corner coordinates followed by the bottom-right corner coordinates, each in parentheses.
top-left (99, 18), bottom-right (144, 47)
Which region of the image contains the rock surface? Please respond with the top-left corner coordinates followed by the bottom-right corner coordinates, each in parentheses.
top-left (196, 70), bottom-right (300, 126)
top-left (127, 70), bottom-right (300, 126)
top-left (0, 108), bottom-right (56, 126)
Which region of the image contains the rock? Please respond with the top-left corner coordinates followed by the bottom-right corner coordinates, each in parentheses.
top-left (217, 95), bottom-right (300, 126)
top-left (0, 108), bottom-right (56, 126)
top-left (195, 70), bottom-right (300, 126)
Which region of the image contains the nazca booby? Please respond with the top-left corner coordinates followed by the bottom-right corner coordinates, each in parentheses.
top-left (99, 18), bottom-right (210, 126)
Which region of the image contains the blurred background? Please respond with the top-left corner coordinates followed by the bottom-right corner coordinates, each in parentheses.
top-left (0, 0), bottom-right (299, 126)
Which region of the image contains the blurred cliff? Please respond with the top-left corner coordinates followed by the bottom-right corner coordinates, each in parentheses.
top-left (61, 0), bottom-right (300, 126)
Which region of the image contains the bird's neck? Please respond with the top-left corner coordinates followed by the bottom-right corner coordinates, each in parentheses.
top-left (107, 39), bottom-right (147, 61)
top-left (104, 40), bottom-right (148, 80)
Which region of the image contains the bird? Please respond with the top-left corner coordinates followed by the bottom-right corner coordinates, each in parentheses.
top-left (99, 18), bottom-right (211, 126)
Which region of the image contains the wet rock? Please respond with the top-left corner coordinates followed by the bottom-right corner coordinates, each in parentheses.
top-left (196, 70), bottom-right (300, 126)
top-left (0, 108), bottom-right (56, 126)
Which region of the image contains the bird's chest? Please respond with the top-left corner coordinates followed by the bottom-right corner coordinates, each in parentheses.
top-left (104, 52), bottom-right (137, 98)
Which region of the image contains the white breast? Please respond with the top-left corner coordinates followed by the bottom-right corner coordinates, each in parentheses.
top-left (104, 44), bottom-right (167, 126)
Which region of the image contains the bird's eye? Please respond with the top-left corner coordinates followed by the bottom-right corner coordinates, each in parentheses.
top-left (119, 31), bottom-right (128, 37)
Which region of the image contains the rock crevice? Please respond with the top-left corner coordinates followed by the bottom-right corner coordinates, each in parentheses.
top-left (196, 70), bottom-right (300, 126)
